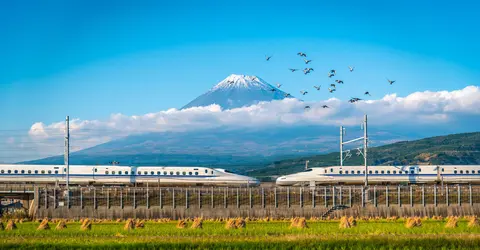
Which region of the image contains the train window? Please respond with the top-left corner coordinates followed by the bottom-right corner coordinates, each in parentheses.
top-left (324, 169), bottom-right (327, 173)
top-left (163, 171), bottom-right (167, 175)
top-left (442, 168), bottom-right (444, 172)
top-left (144, 171), bottom-right (148, 175)
top-left (381, 171), bottom-right (384, 174)
top-left (105, 171), bottom-right (109, 174)
top-left (137, 171), bottom-right (141, 175)
top-left (41, 170), bottom-right (45, 174)
top-left (205, 170), bottom-right (208, 173)
top-left (357, 170), bottom-right (361, 174)
top-left (410, 170), bottom-right (414, 174)
top-left (176, 172), bottom-right (180, 175)
top-left (28, 170), bottom-right (31, 174)
top-left (211, 171), bottom-right (213, 174)
top-left (95, 168), bottom-right (97, 172)
top-left (189, 172), bottom-right (192, 175)
top-left (419, 168), bottom-right (421, 172)
top-left (0, 170), bottom-right (3, 173)
top-left (460, 170), bottom-right (463, 174)
top-left (375, 170), bottom-right (378, 174)
top-left (466, 170), bottom-right (469, 174)
top-left (170, 171), bottom-right (174, 175)
top-left (55, 170), bottom-right (58, 174)
top-left (330, 168), bottom-right (333, 172)
top-left (195, 172), bottom-right (198, 175)
top-left (125, 171), bottom-right (128, 175)
top-left (34, 170), bottom-right (38, 174)
top-left (369, 170), bottom-right (372, 174)
top-left (14, 170), bottom-right (18, 174)
top-left (157, 171), bottom-right (161, 175)
top-left (183, 172), bottom-right (186, 175)
top-left (64, 168), bottom-right (66, 172)
top-left (339, 170), bottom-right (342, 174)
top-left (112, 171), bottom-right (116, 175)
top-left (48, 170), bottom-right (51, 174)
top-left (454, 170), bottom-right (457, 174)
top-left (387, 170), bottom-right (390, 174)
top-left (21, 170), bottom-right (25, 174)
top-left (7, 170), bottom-right (11, 174)
top-left (393, 170), bottom-right (396, 174)
top-left (151, 171), bottom-right (154, 175)
top-left (131, 171), bottom-right (134, 175)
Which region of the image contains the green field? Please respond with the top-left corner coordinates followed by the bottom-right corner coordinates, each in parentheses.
top-left (1, 219), bottom-right (480, 249)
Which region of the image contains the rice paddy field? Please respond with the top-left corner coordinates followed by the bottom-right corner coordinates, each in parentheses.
top-left (1, 217), bottom-right (480, 249)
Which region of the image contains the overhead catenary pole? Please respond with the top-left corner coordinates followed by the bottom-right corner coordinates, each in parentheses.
top-left (364, 114), bottom-right (368, 187)
top-left (65, 116), bottom-right (70, 203)
top-left (340, 126), bottom-right (344, 166)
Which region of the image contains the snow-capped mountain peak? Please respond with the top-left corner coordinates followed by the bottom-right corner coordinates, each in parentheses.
top-left (182, 74), bottom-right (292, 110)
top-left (212, 74), bottom-right (272, 90)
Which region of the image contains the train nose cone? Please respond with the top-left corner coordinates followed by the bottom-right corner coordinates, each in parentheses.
top-left (276, 176), bottom-right (289, 186)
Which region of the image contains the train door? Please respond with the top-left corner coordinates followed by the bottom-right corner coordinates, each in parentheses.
top-left (408, 166), bottom-right (419, 183)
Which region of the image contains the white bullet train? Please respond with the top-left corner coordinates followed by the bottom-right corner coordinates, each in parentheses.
top-left (276, 165), bottom-right (480, 186)
top-left (0, 164), bottom-right (260, 186)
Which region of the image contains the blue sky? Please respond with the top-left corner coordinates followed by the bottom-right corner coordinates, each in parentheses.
top-left (1, 0), bottom-right (479, 131)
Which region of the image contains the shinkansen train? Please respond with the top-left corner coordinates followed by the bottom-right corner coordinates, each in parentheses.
top-left (0, 164), bottom-right (259, 186)
top-left (276, 165), bottom-right (480, 186)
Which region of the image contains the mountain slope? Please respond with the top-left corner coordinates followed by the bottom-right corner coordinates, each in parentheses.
top-left (247, 132), bottom-right (480, 179)
top-left (182, 74), bottom-right (291, 110)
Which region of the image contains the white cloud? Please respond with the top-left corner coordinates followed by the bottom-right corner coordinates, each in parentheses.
top-left (28, 86), bottom-right (480, 140)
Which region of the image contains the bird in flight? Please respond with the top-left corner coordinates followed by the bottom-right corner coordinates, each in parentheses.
top-left (349, 97), bottom-right (362, 103)
top-left (297, 52), bottom-right (307, 57)
top-left (328, 88), bottom-right (336, 93)
top-left (330, 83), bottom-right (336, 88)
top-left (313, 85), bottom-right (321, 90)
top-left (276, 83), bottom-right (282, 88)
top-left (289, 68), bottom-right (299, 72)
top-left (300, 90), bottom-right (308, 95)
top-left (328, 72), bottom-right (335, 78)
top-left (329, 69), bottom-right (336, 75)
top-left (284, 93), bottom-right (292, 98)
top-left (304, 59), bottom-right (312, 64)
top-left (335, 80), bottom-right (344, 84)
top-left (265, 55), bottom-right (272, 61)
top-left (304, 105), bottom-right (310, 109)
top-left (364, 91), bottom-right (371, 96)
top-left (322, 105), bottom-right (329, 108)
top-left (303, 68), bottom-right (313, 75)
top-left (387, 78), bottom-right (396, 85)
top-left (348, 66), bottom-right (355, 72)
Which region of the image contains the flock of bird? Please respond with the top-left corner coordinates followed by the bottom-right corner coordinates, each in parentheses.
top-left (265, 53), bottom-right (396, 110)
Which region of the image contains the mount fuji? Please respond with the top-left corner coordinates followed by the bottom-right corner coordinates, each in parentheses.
top-left (182, 74), bottom-right (291, 110)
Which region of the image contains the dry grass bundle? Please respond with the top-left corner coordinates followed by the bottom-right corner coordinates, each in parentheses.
top-left (116, 218), bottom-right (122, 223)
top-left (37, 218), bottom-right (50, 230)
top-left (135, 219), bottom-right (145, 229)
top-left (6, 220), bottom-right (17, 230)
top-left (445, 216), bottom-right (458, 228)
top-left (191, 217), bottom-right (203, 229)
top-left (176, 219), bottom-right (187, 229)
top-left (225, 219), bottom-right (237, 229)
top-left (80, 218), bottom-right (92, 231)
top-left (55, 220), bottom-right (67, 230)
top-left (262, 217), bottom-right (270, 222)
top-left (124, 219), bottom-right (135, 231)
top-left (235, 218), bottom-right (246, 229)
top-left (431, 216), bottom-right (443, 221)
top-left (405, 217), bottom-right (422, 228)
top-left (348, 216), bottom-right (357, 227)
top-left (468, 216), bottom-right (479, 228)
top-left (339, 216), bottom-right (352, 228)
top-left (289, 217), bottom-right (308, 229)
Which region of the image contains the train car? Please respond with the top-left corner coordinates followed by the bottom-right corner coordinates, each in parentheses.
top-left (276, 165), bottom-right (480, 186)
top-left (0, 164), bottom-right (260, 186)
